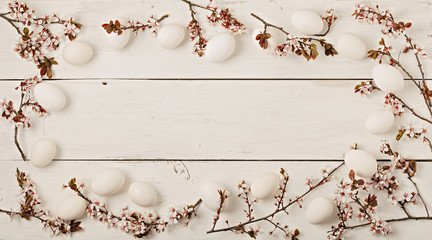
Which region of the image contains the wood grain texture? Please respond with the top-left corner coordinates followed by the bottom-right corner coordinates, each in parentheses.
top-left (0, 80), bottom-right (431, 160)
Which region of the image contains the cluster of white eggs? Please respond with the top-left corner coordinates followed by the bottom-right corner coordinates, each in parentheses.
top-left (56, 168), bottom-right (158, 220)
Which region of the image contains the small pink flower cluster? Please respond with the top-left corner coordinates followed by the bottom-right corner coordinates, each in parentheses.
top-left (403, 37), bottom-right (427, 59)
top-left (187, 19), bottom-right (207, 56)
top-left (384, 93), bottom-right (404, 116)
top-left (207, 7), bottom-right (247, 34)
top-left (87, 202), bottom-right (166, 237)
top-left (3, 169), bottom-right (82, 235)
top-left (322, 9), bottom-right (338, 26)
top-left (184, 0), bottom-right (246, 56)
top-left (8, 0), bottom-right (81, 66)
top-left (369, 219), bottom-right (390, 235)
top-left (237, 180), bottom-right (258, 220)
top-left (275, 36), bottom-right (304, 56)
top-left (1, 76), bottom-right (47, 128)
top-left (354, 80), bottom-right (376, 95)
top-left (128, 16), bottom-right (160, 36)
top-left (396, 124), bottom-right (428, 143)
top-left (331, 170), bottom-right (393, 238)
top-left (274, 169), bottom-right (290, 208)
top-left (353, 4), bottom-right (411, 36)
top-left (1, 100), bottom-right (31, 128)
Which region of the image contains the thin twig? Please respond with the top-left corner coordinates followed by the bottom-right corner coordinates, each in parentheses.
top-left (408, 176), bottom-right (430, 217)
top-left (14, 126), bottom-right (26, 161)
top-left (0, 13), bottom-right (23, 35)
top-left (345, 216), bottom-right (432, 230)
top-left (391, 94), bottom-right (432, 125)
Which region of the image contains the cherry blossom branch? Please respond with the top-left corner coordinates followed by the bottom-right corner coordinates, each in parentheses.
top-left (182, 0), bottom-right (246, 56)
top-left (102, 15), bottom-right (168, 36)
top-left (345, 216), bottom-right (432, 230)
top-left (0, 169), bottom-right (83, 235)
top-left (380, 142), bottom-right (430, 217)
top-left (355, 4), bottom-right (432, 118)
top-left (390, 93), bottom-right (432, 125)
top-left (0, 0), bottom-right (82, 78)
top-left (207, 162), bottom-right (344, 235)
top-left (65, 178), bottom-right (202, 238)
top-left (330, 143), bottom-right (431, 238)
top-left (251, 13), bottom-right (337, 60)
top-left (2, 77), bottom-right (47, 161)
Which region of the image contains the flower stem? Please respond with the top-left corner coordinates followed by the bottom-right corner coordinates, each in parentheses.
top-left (345, 216), bottom-right (432, 230)
top-left (14, 126), bottom-right (27, 161)
top-left (408, 176), bottom-right (430, 217)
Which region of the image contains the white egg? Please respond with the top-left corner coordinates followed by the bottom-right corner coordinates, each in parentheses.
top-left (205, 33), bottom-right (236, 63)
top-left (291, 10), bottom-right (324, 35)
top-left (201, 181), bottom-right (230, 212)
top-left (33, 82), bottom-right (66, 112)
top-left (105, 19), bottom-right (131, 50)
top-left (62, 41), bottom-right (93, 65)
top-left (157, 24), bottom-right (185, 49)
top-left (56, 195), bottom-right (87, 220)
top-left (91, 168), bottom-right (125, 196)
top-left (128, 182), bottom-right (158, 207)
top-left (252, 27), bottom-right (282, 55)
top-left (251, 172), bottom-right (280, 199)
top-left (306, 197), bottom-right (335, 224)
top-left (372, 64), bottom-right (404, 93)
top-left (344, 149), bottom-right (377, 178)
top-left (365, 109), bottom-right (395, 135)
top-left (30, 138), bottom-right (56, 168)
top-left (336, 33), bottom-right (366, 60)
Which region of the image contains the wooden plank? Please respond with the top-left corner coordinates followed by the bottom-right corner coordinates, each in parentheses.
top-left (0, 161), bottom-right (431, 239)
top-left (0, 0), bottom-right (430, 79)
top-left (1, 80), bottom-right (431, 160)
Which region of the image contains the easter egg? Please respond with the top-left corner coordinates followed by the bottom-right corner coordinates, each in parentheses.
top-left (291, 10), bottom-right (324, 35)
top-left (250, 173), bottom-right (280, 199)
top-left (62, 41), bottom-right (93, 65)
top-left (372, 64), bottom-right (404, 93)
top-left (365, 109), bottom-right (395, 135)
top-left (205, 33), bottom-right (236, 63)
top-left (201, 181), bottom-right (230, 212)
top-left (128, 182), bottom-right (158, 207)
top-left (344, 149), bottom-right (377, 178)
top-left (336, 33), bottom-right (366, 60)
top-left (91, 168), bottom-right (125, 196)
top-left (30, 138), bottom-right (57, 168)
top-left (157, 24), bottom-right (185, 49)
top-left (56, 195), bottom-right (87, 220)
top-left (33, 82), bottom-right (66, 112)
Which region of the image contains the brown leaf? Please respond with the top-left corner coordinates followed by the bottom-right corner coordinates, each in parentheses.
top-left (349, 170), bottom-right (355, 181)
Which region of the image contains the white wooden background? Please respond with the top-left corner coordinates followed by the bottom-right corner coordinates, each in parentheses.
top-left (0, 0), bottom-right (431, 239)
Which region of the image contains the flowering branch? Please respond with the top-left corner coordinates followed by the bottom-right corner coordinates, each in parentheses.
top-left (1, 76), bottom-right (47, 161)
top-left (354, 4), bottom-right (432, 119)
top-left (102, 14), bottom-right (168, 36)
top-left (316, 9), bottom-right (338, 37)
top-left (0, 169), bottom-right (83, 235)
top-left (1, 0), bottom-right (81, 161)
top-left (64, 178), bottom-right (202, 238)
top-left (329, 143), bottom-right (431, 239)
top-left (0, 0), bottom-right (82, 78)
top-left (251, 13), bottom-right (337, 60)
top-left (181, 0), bottom-right (246, 56)
top-left (208, 163), bottom-right (344, 238)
